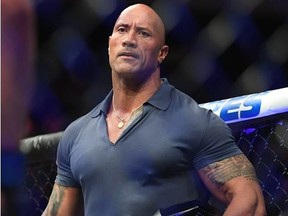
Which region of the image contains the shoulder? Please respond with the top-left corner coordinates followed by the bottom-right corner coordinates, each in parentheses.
top-left (170, 87), bottom-right (212, 120)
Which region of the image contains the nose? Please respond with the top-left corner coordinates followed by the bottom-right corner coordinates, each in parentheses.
top-left (122, 31), bottom-right (137, 48)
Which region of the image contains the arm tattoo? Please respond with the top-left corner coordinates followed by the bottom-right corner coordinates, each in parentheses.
top-left (202, 154), bottom-right (258, 185)
top-left (50, 185), bottom-right (65, 215)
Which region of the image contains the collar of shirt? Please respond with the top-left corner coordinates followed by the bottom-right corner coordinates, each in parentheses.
top-left (91, 78), bottom-right (173, 118)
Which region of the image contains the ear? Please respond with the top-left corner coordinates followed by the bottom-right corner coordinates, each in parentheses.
top-left (158, 45), bottom-right (169, 64)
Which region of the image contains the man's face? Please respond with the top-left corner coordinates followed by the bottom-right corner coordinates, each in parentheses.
top-left (108, 5), bottom-right (166, 79)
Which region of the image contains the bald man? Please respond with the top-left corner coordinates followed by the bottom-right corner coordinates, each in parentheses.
top-left (42, 4), bottom-right (266, 216)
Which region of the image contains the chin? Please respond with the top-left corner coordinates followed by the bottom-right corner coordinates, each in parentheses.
top-left (115, 65), bottom-right (137, 74)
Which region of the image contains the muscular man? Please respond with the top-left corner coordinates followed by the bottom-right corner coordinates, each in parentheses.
top-left (42, 4), bottom-right (266, 216)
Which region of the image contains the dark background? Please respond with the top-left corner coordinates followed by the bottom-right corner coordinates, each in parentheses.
top-left (27, 0), bottom-right (288, 137)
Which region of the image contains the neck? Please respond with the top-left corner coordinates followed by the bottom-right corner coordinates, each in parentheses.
top-left (111, 73), bottom-right (161, 112)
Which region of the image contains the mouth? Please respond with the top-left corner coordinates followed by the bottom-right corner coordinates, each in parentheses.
top-left (118, 51), bottom-right (138, 58)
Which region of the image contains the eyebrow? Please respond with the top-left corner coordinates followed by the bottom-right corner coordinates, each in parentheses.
top-left (114, 22), bottom-right (152, 33)
top-left (114, 22), bottom-right (128, 29)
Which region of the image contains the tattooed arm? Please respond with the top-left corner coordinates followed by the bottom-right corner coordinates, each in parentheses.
top-left (42, 183), bottom-right (83, 216)
top-left (198, 154), bottom-right (266, 216)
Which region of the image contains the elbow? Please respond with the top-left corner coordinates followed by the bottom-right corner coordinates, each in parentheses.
top-left (223, 188), bottom-right (267, 216)
top-left (253, 196), bottom-right (267, 216)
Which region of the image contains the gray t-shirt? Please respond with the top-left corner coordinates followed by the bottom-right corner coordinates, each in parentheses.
top-left (56, 78), bottom-right (242, 215)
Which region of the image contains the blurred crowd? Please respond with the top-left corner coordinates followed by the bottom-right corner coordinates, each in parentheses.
top-left (27, 0), bottom-right (288, 138)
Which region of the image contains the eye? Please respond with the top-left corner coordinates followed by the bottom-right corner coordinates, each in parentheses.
top-left (138, 30), bottom-right (150, 37)
top-left (117, 27), bottom-right (126, 33)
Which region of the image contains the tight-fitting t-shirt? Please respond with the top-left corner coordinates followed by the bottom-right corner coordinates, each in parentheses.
top-left (56, 78), bottom-right (242, 215)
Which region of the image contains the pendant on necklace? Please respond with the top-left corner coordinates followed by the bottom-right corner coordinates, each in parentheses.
top-left (118, 121), bottom-right (124, 129)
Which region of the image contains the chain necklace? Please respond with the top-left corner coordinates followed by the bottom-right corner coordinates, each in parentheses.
top-left (112, 95), bottom-right (143, 129)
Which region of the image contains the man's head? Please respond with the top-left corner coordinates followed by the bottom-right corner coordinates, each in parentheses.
top-left (108, 4), bottom-right (169, 81)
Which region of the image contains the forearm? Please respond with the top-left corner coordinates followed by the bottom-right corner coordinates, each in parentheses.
top-left (222, 180), bottom-right (266, 216)
top-left (223, 192), bottom-right (265, 216)
top-left (42, 184), bottom-right (83, 216)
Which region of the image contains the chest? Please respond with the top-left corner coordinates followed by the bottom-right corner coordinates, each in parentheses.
top-left (69, 111), bottom-right (202, 186)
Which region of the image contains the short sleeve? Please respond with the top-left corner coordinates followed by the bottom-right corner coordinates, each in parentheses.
top-left (193, 110), bottom-right (243, 170)
top-left (55, 124), bottom-right (81, 188)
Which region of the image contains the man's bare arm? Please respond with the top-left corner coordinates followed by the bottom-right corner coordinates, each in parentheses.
top-left (42, 183), bottom-right (83, 216)
top-left (198, 154), bottom-right (266, 216)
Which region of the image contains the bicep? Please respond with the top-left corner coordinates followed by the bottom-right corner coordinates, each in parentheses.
top-left (197, 154), bottom-right (259, 203)
top-left (42, 183), bottom-right (83, 216)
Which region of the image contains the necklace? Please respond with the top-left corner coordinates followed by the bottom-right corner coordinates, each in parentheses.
top-left (112, 95), bottom-right (143, 129)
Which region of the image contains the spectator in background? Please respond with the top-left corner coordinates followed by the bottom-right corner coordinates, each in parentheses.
top-left (1, 0), bottom-right (35, 215)
top-left (42, 3), bottom-right (266, 215)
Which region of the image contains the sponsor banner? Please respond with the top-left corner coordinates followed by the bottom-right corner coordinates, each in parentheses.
top-left (199, 87), bottom-right (288, 124)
